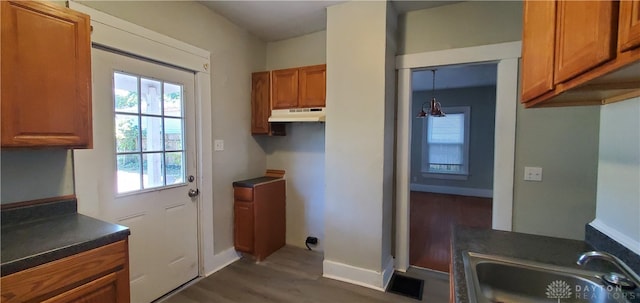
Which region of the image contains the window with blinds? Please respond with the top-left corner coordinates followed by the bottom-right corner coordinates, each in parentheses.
top-left (421, 106), bottom-right (470, 178)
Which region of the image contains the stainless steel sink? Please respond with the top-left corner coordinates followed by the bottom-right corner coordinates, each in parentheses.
top-left (462, 251), bottom-right (639, 303)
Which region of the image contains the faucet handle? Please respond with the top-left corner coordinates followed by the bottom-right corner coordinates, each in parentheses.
top-left (602, 272), bottom-right (637, 290)
top-left (577, 250), bottom-right (640, 289)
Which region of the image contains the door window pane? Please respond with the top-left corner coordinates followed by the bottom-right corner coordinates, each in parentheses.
top-left (114, 73), bottom-right (139, 113)
top-left (164, 118), bottom-right (183, 151)
top-left (115, 114), bottom-right (140, 152)
top-left (141, 78), bottom-right (162, 115)
top-left (164, 82), bottom-right (182, 117)
top-left (113, 72), bottom-right (186, 194)
top-left (142, 116), bottom-right (163, 152)
top-left (165, 152), bottom-right (184, 185)
top-left (143, 153), bottom-right (164, 189)
top-left (117, 154), bottom-right (141, 193)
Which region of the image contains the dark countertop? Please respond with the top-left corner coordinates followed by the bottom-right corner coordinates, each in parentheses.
top-left (1, 199), bottom-right (130, 276)
top-left (451, 226), bottom-right (597, 303)
top-left (233, 176), bottom-right (281, 188)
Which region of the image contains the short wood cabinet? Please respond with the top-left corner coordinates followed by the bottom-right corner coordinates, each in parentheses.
top-left (271, 64), bottom-right (326, 109)
top-left (0, 240), bottom-right (130, 303)
top-left (521, 0), bottom-right (640, 107)
top-left (233, 179), bottom-right (286, 262)
top-left (1, 0), bottom-right (93, 148)
top-left (233, 200), bottom-right (255, 253)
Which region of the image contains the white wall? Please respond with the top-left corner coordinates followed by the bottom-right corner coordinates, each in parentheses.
top-left (399, 1), bottom-right (523, 54)
top-left (1, 150), bottom-right (74, 203)
top-left (266, 31), bottom-right (326, 70)
top-left (381, 0), bottom-right (397, 271)
top-left (259, 124), bottom-right (325, 250)
top-left (78, 1), bottom-right (267, 254)
top-left (260, 31), bottom-right (327, 251)
top-left (593, 98), bottom-right (640, 252)
top-left (513, 105), bottom-right (600, 240)
top-left (324, 1), bottom-right (394, 289)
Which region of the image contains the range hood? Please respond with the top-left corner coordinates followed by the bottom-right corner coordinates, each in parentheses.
top-left (268, 108), bottom-right (326, 122)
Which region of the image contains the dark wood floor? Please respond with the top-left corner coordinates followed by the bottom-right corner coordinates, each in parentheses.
top-left (410, 191), bottom-right (492, 272)
top-left (161, 246), bottom-right (449, 303)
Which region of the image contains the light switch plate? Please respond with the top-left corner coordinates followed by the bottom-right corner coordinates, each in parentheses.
top-left (524, 166), bottom-right (542, 181)
top-left (214, 139), bottom-right (224, 151)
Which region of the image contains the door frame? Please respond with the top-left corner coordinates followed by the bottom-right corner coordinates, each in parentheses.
top-left (394, 41), bottom-right (522, 271)
top-left (69, 2), bottom-right (215, 276)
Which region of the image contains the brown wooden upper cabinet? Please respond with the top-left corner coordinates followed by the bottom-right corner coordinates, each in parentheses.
top-left (1, 1), bottom-right (93, 148)
top-left (271, 64), bottom-right (326, 109)
top-left (619, 0), bottom-right (640, 52)
top-left (521, 0), bottom-right (640, 107)
top-left (251, 71), bottom-right (271, 135)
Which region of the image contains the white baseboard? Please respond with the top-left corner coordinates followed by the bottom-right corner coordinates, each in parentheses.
top-left (205, 247), bottom-right (241, 276)
top-left (410, 183), bottom-right (493, 198)
top-left (590, 219), bottom-right (640, 256)
top-left (323, 256), bottom-right (395, 291)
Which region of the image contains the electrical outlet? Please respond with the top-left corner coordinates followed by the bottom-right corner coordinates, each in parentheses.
top-left (524, 166), bottom-right (543, 181)
top-left (214, 139), bottom-right (224, 151)
top-left (306, 236), bottom-right (318, 245)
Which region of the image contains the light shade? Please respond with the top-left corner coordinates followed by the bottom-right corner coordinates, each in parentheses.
top-left (416, 69), bottom-right (445, 118)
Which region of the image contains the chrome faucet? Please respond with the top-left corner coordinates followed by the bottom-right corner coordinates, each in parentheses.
top-left (577, 251), bottom-right (640, 289)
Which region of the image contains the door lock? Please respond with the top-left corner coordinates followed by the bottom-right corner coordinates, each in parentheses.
top-left (188, 188), bottom-right (200, 198)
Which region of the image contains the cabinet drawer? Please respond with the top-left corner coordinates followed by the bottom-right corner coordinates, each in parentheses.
top-left (234, 187), bottom-right (254, 202)
top-left (1, 241), bottom-right (127, 303)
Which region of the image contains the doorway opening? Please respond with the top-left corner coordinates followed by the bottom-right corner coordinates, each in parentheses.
top-left (408, 64), bottom-right (496, 272)
top-left (394, 41), bottom-right (521, 272)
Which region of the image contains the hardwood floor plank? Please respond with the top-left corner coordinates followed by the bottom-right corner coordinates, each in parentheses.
top-left (409, 191), bottom-right (492, 272)
top-left (160, 246), bottom-right (448, 303)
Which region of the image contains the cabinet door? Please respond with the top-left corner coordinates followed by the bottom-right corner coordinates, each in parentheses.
top-left (234, 201), bottom-right (254, 253)
top-left (0, 241), bottom-right (129, 303)
top-left (298, 64), bottom-right (326, 108)
top-left (521, 0), bottom-right (557, 102)
top-left (41, 271), bottom-right (126, 303)
top-left (271, 68), bottom-right (299, 109)
top-left (1, 1), bottom-right (92, 148)
top-left (619, 0), bottom-right (640, 52)
top-left (251, 71), bottom-right (270, 135)
top-left (554, 0), bottom-right (616, 84)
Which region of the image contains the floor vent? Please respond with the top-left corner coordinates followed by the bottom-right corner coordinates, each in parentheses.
top-left (386, 273), bottom-right (424, 300)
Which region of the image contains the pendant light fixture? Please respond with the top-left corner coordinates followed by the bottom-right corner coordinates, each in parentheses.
top-left (416, 69), bottom-right (445, 118)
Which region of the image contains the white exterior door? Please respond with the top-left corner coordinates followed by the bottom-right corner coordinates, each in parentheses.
top-left (75, 48), bottom-right (199, 303)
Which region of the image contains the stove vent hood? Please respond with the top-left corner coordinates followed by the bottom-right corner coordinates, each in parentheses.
top-left (268, 108), bottom-right (325, 122)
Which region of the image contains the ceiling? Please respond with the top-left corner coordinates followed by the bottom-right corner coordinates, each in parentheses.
top-left (412, 63), bottom-right (497, 91)
top-left (200, 1), bottom-right (458, 42)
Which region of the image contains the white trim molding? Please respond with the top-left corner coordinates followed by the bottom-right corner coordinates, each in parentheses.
top-left (68, 2), bottom-right (210, 74)
top-left (323, 256), bottom-right (395, 292)
top-left (395, 41), bottom-right (521, 272)
top-left (410, 183), bottom-right (493, 198)
top-left (68, 1), bottom-right (216, 277)
top-left (590, 219), bottom-right (640, 256)
top-left (206, 247), bottom-right (241, 277)
top-left (396, 41), bottom-right (522, 69)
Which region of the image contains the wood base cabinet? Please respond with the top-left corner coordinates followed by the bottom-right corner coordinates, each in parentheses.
top-left (1, 0), bottom-right (92, 148)
top-left (0, 240), bottom-right (130, 303)
top-left (233, 179), bottom-right (286, 261)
